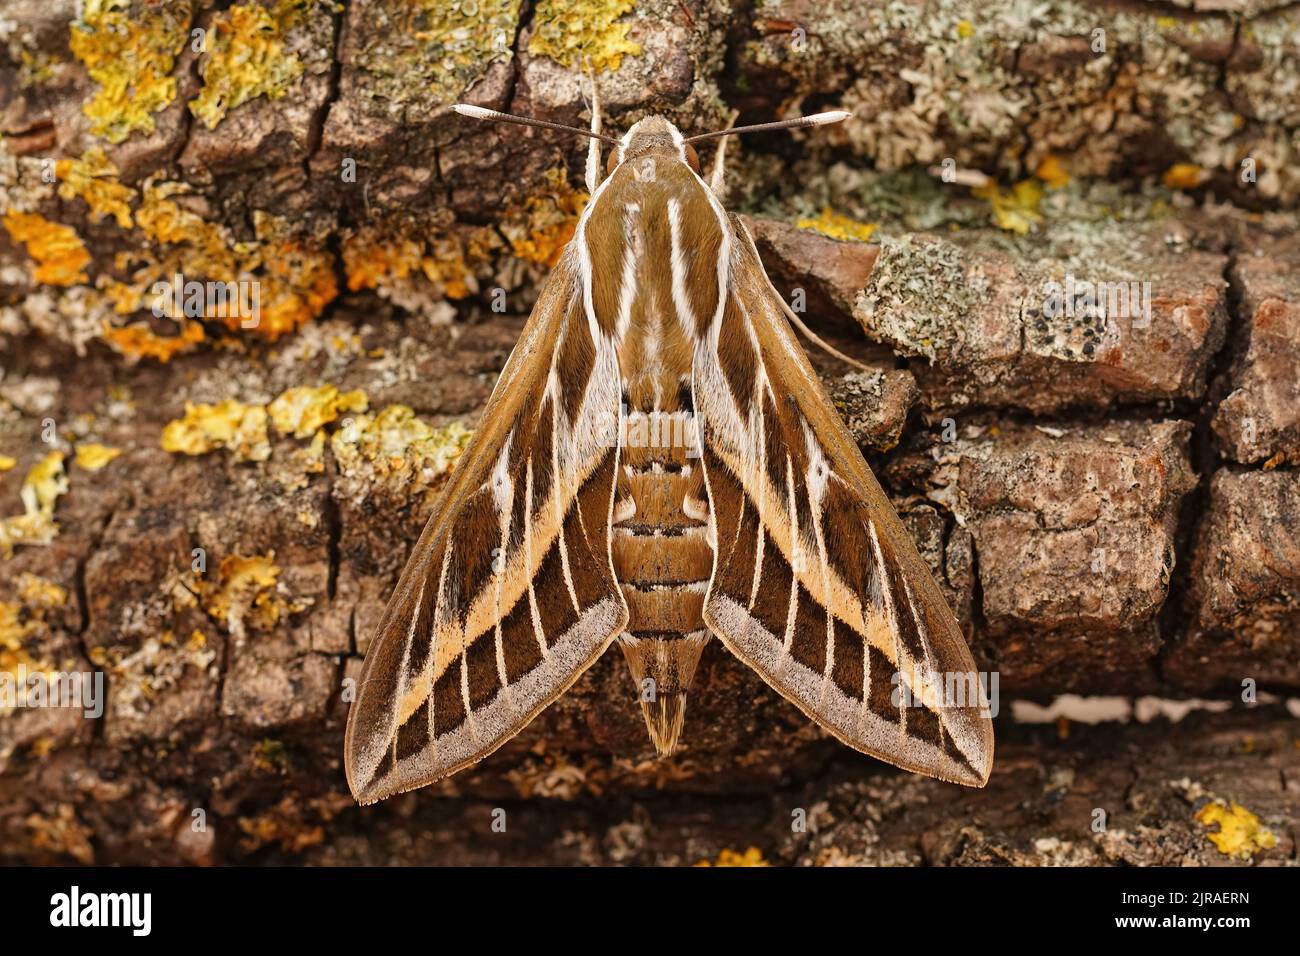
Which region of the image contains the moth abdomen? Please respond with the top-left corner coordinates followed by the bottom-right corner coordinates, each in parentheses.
top-left (613, 410), bottom-right (713, 755)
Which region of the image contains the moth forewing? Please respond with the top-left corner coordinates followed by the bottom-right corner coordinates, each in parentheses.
top-left (344, 247), bottom-right (628, 805)
top-left (692, 219), bottom-right (994, 787)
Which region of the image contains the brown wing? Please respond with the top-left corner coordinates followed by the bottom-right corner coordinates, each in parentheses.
top-left (695, 217), bottom-right (994, 786)
top-left (344, 246), bottom-right (628, 804)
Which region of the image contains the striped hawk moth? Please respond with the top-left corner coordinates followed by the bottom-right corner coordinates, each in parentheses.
top-left (344, 98), bottom-right (994, 804)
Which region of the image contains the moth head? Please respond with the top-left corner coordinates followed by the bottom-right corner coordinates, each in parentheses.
top-left (611, 116), bottom-right (699, 173)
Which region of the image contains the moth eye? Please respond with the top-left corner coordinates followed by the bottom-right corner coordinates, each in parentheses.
top-left (683, 142), bottom-right (700, 172)
top-left (606, 150), bottom-right (619, 175)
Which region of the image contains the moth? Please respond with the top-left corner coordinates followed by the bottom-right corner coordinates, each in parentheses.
top-left (344, 92), bottom-right (994, 805)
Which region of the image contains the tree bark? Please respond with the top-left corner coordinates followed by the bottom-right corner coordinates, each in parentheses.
top-left (1, 0), bottom-right (1297, 865)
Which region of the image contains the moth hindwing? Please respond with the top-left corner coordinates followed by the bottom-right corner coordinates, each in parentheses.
top-left (344, 108), bottom-right (993, 804)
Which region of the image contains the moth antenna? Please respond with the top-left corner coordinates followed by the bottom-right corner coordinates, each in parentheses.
top-left (684, 109), bottom-right (851, 144)
top-left (783, 307), bottom-right (874, 372)
top-left (452, 104), bottom-right (620, 146)
top-left (754, 250), bottom-right (873, 371)
top-left (582, 58), bottom-right (604, 193)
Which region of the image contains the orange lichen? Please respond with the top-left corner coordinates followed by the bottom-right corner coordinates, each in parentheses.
top-left (343, 233), bottom-right (424, 292)
top-left (1163, 163), bottom-right (1209, 190)
top-left (502, 169), bottom-right (588, 267)
top-left (3, 212), bottom-right (91, 286)
top-left (244, 228), bottom-right (339, 339)
top-left (694, 846), bottom-right (770, 867)
top-left (108, 183), bottom-right (336, 342)
top-left (101, 320), bottom-right (206, 363)
top-left (1035, 154), bottom-right (1070, 189)
top-left (344, 226), bottom-right (483, 299)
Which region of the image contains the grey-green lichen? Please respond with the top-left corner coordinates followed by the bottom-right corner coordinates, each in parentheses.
top-left (856, 233), bottom-right (989, 360)
top-left (746, 0), bottom-right (1300, 203)
top-left (351, 0), bottom-right (521, 105)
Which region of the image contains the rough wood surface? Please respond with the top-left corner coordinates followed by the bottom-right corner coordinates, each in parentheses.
top-left (1, 0), bottom-right (1297, 865)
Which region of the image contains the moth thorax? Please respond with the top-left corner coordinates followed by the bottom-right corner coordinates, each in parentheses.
top-left (614, 115), bottom-right (698, 172)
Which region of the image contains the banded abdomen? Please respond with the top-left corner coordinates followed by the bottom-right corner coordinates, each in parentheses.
top-left (612, 408), bottom-right (712, 754)
top-left (594, 153), bottom-right (728, 754)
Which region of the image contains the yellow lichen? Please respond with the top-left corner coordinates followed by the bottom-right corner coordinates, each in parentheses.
top-left (280, 429), bottom-right (328, 492)
top-left (69, 0), bottom-right (188, 144)
top-left (73, 443), bottom-right (122, 471)
top-left (0, 601), bottom-right (40, 679)
top-left (0, 452), bottom-right (68, 559)
top-left (972, 179), bottom-right (1044, 234)
top-left (20, 452), bottom-right (68, 521)
top-left (528, 0), bottom-right (642, 73)
top-left (361, 0), bottom-right (518, 103)
top-left (957, 19), bottom-right (974, 39)
top-left (56, 148), bottom-right (135, 229)
top-left (2, 212), bottom-right (91, 286)
top-left (253, 738), bottom-right (291, 772)
top-left (331, 406), bottom-right (472, 477)
top-left (25, 804), bottom-right (94, 864)
top-left (268, 385), bottom-right (368, 439)
top-left (189, 0), bottom-right (311, 130)
top-left (160, 400), bottom-right (271, 462)
top-left (18, 49), bottom-right (62, 89)
top-left (0, 576), bottom-right (64, 696)
top-left (201, 554), bottom-right (290, 634)
top-left (1195, 800), bottom-right (1277, 859)
top-left (19, 575), bottom-right (69, 611)
top-left (796, 207), bottom-right (878, 242)
top-left (134, 179), bottom-right (231, 250)
top-left (694, 846), bottom-right (770, 867)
